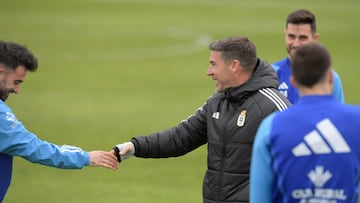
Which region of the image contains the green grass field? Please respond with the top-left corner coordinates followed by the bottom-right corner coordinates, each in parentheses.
top-left (1, 0), bottom-right (360, 202)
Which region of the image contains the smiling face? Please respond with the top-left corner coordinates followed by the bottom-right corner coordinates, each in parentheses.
top-left (285, 23), bottom-right (319, 59)
top-left (206, 51), bottom-right (233, 92)
top-left (0, 65), bottom-right (27, 101)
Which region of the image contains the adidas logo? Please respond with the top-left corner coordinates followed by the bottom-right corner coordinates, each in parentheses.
top-left (308, 166), bottom-right (332, 187)
top-left (279, 82), bottom-right (289, 90)
top-left (5, 112), bottom-right (19, 128)
top-left (212, 112), bottom-right (220, 119)
top-left (292, 118), bottom-right (351, 156)
top-left (277, 82), bottom-right (288, 98)
top-left (5, 112), bottom-right (16, 123)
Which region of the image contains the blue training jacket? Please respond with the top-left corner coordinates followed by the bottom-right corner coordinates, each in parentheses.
top-left (250, 95), bottom-right (360, 203)
top-left (273, 58), bottom-right (345, 104)
top-left (0, 100), bottom-right (90, 202)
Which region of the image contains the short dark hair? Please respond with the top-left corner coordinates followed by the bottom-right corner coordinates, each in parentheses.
top-left (291, 43), bottom-right (331, 87)
top-left (0, 41), bottom-right (38, 72)
top-left (286, 9), bottom-right (317, 33)
top-left (209, 36), bottom-right (257, 72)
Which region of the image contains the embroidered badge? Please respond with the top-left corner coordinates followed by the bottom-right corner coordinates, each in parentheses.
top-left (237, 110), bottom-right (246, 127)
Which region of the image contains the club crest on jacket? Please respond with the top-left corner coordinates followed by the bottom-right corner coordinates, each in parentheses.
top-left (237, 110), bottom-right (246, 127)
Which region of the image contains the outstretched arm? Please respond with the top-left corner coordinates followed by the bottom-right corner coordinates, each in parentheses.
top-left (0, 111), bottom-right (117, 170)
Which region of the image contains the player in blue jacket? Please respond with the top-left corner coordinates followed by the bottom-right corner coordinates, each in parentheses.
top-left (0, 41), bottom-right (118, 202)
top-left (273, 9), bottom-right (345, 104)
top-left (250, 42), bottom-right (360, 203)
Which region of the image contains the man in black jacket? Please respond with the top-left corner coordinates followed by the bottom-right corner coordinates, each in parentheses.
top-left (113, 36), bottom-right (291, 203)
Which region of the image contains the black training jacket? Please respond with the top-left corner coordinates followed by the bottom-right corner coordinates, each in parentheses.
top-left (131, 59), bottom-right (291, 203)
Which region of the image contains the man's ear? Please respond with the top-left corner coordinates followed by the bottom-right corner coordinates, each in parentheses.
top-left (0, 65), bottom-right (10, 79)
top-left (231, 59), bottom-right (241, 73)
top-left (290, 75), bottom-right (298, 88)
top-left (328, 68), bottom-right (333, 85)
top-left (0, 66), bottom-right (5, 75)
top-left (314, 32), bottom-right (320, 41)
top-left (283, 28), bottom-right (287, 38)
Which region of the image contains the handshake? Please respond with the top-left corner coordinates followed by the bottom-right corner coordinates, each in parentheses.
top-left (88, 142), bottom-right (134, 170)
top-left (112, 142), bottom-right (135, 162)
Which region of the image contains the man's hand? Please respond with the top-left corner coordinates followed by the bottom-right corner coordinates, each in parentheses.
top-left (88, 150), bottom-right (119, 170)
top-left (113, 142), bottom-right (135, 162)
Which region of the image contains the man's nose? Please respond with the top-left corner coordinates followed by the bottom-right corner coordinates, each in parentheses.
top-left (292, 38), bottom-right (302, 47)
top-left (206, 67), bottom-right (213, 76)
top-left (13, 86), bottom-right (20, 94)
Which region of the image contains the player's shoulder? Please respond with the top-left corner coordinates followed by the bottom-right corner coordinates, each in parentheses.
top-left (272, 57), bottom-right (289, 72)
top-left (343, 103), bottom-right (360, 113)
top-left (272, 57), bottom-right (288, 66)
top-left (0, 101), bottom-right (11, 114)
top-left (331, 70), bottom-right (342, 79)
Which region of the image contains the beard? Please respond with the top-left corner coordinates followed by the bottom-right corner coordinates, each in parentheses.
top-left (0, 79), bottom-right (12, 101)
top-left (0, 88), bottom-right (11, 101)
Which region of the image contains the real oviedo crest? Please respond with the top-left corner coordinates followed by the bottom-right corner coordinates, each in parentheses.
top-left (237, 110), bottom-right (246, 127)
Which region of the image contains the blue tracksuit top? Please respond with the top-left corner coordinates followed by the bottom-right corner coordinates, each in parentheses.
top-left (273, 58), bottom-right (345, 104)
top-left (0, 100), bottom-right (90, 202)
top-left (250, 95), bottom-right (360, 203)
